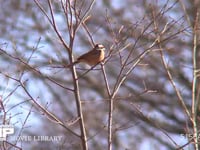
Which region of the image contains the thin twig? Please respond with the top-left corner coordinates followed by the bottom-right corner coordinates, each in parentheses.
top-left (64, 1), bottom-right (91, 149)
top-left (191, 9), bottom-right (199, 150)
top-left (101, 63), bottom-right (111, 96)
top-left (0, 48), bottom-right (74, 92)
top-left (20, 79), bottom-right (80, 137)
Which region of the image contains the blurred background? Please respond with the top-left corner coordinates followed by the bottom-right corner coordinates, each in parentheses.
top-left (0, 0), bottom-right (198, 149)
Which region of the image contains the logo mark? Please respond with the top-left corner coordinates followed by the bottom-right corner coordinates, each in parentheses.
top-left (0, 125), bottom-right (14, 141)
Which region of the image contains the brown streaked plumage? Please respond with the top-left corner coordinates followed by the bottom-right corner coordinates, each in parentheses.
top-left (74, 44), bottom-right (105, 66)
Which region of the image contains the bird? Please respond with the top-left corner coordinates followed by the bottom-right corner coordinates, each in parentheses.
top-left (72, 44), bottom-right (106, 66)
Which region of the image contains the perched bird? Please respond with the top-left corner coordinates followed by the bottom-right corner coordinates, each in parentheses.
top-left (73, 44), bottom-right (105, 66)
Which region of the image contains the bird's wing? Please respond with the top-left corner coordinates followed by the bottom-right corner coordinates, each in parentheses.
top-left (78, 50), bottom-right (100, 60)
top-left (88, 50), bottom-right (101, 56)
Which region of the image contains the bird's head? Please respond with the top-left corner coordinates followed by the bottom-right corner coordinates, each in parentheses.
top-left (95, 44), bottom-right (105, 51)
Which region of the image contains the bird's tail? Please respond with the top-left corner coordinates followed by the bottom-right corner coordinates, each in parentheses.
top-left (65, 60), bottom-right (79, 68)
